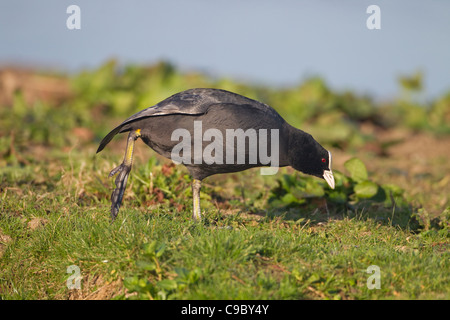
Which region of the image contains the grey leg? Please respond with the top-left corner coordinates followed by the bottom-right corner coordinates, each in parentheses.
top-left (192, 179), bottom-right (202, 221)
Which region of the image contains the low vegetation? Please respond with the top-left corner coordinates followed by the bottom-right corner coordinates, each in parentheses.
top-left (0, 61), bottom-right (448, 299)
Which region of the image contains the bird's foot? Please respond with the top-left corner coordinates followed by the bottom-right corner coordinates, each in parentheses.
top-left (109, 163), bottom-right (130, 178)
top-left (109, 163), bottom-right (132, 221)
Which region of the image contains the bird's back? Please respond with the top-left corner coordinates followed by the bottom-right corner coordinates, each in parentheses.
top-left (97, 88), bottom-right (282, 153)
top-left (124, 88), bottom-right (280, 123)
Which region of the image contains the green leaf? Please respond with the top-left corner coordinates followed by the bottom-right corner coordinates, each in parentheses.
top-left (124, 276), bottom-right (153, 294)
top-left (382, 183), bottom-right (404, 197)
top-left (155, 243), bottom-right (166, 258)
top-left (344, 158), bottom-right (368, 182)
top-left (157, 279), bottom-right (178, 291)
top-left (354, 181), bottom-right (378, 198)
top-left (327, 190), bottom-right (348, 204)
top-left (188, 268), bottom-right (202, 284)
top-left (281, 193), bottom-right (298, 204)
top-left (123, 276), bottom-right (139, 290)
top-left (136, 260), bottom-right (157, 271)
top-left (143, 241), bottom-right (158, 256)
top-left (331, 170), bottom-right (348, 188)
top-left (304, 179), bottom-right (325, 197)
top-left (281, 174), bottom-right (296, 192)
top-left (306, 273), bottom-right (321, 284)
top-left (174, 267), bottom-right (189, 280)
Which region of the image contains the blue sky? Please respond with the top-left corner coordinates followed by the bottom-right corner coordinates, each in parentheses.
top-left (1, 0), bottom-right (449, 100)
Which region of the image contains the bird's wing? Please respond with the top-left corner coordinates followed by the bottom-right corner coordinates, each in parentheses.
top-left (116, 88), bottom-right (279, 126)
top-left (96, 88), bottom-right (279, 153)
top-left (96, 90), bottom-right (214, 153)
top-left (119, 90), bottom-right (213, 124)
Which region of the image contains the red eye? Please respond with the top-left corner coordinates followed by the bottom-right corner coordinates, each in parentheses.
top-left (321, 158), bottom-right (326, 163)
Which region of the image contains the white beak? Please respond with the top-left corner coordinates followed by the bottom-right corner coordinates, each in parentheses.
top-left (323, 151), bottom-right (335, 189)
top-left (323, 170), bottom-right (335, 189)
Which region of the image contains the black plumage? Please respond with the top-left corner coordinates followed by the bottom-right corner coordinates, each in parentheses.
top-left (97, 88), bottom-right (335, 221)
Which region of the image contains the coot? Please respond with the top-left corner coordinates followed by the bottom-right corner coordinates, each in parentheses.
top-left (97, 88), bottom-right (335, 221)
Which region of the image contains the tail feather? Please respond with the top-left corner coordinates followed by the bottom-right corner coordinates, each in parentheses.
top-left (96, 125), bottom-right (125, 153)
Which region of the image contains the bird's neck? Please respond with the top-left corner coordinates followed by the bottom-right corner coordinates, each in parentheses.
top-left (286, 125), bottom-right (314, 169)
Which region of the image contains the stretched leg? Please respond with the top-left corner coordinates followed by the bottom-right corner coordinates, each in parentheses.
top-left (109, 129), bottom-right (141, 221)
top-left (192, 179), bottom-right (202, 221)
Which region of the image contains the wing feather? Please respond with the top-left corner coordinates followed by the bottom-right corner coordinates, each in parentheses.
top-left (96, 88), bottom-right (279, 153)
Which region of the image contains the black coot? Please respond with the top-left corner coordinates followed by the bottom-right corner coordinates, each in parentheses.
top-left (97, 88), bottom-right (335, 221)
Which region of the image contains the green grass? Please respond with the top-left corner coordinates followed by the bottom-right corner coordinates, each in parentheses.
top-left (1, 197), bottom-right (448, 300)
top-left (1, 153), bottom-right (448, 300)
top-left (0, 62), bottom-right (449, 300)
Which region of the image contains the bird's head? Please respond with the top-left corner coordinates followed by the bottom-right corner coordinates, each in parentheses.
top-left (289, 132), bottom-right (335, 189)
